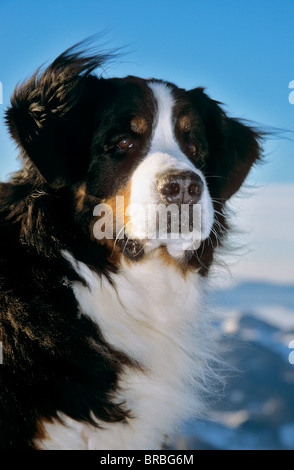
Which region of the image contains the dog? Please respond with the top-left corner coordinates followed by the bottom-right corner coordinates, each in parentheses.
top-left (0, 42), bottom-right (262, 449)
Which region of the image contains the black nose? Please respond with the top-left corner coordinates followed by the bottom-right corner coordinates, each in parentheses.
top-left (157, 171), bottom-right (203, 205)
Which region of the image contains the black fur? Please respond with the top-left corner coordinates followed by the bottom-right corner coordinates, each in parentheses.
top-left (0, 179), bottom-right (136, 449)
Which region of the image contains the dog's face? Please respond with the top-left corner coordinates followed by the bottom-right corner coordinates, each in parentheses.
top-left (86, 77), bottom-right (215, 259)
top-left (6, 46), bottom-right (261, 267)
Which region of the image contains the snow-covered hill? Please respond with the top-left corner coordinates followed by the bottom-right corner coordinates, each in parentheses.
top-left (173, 281), bottom-right (294, 450)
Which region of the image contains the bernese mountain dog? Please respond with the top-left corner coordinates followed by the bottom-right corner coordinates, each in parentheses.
top-left (0, 42), bottom-right (262, 449)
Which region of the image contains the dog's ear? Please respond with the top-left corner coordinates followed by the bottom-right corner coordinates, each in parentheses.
top-left (5, 45), bottom-right (109, 189)
top-left (187, 88), bottom-right (263, 200)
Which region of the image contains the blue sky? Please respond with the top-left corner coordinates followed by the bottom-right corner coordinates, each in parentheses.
top-left (0, 0), bottom-right (294, 184)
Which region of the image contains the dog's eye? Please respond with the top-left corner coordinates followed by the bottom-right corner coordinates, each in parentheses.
top-left (188, 142), bottom-right (197, 156)
top-left (117, 138), bottom-right (134, 151)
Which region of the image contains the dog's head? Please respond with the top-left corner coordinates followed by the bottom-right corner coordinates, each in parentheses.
top-left (6, 44), bottom-right (262, 270)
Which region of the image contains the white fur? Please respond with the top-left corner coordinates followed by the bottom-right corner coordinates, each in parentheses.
top-left (35, 250), bottom-right (215, 450)
top-left (127, 81), bottom-right (214, 257)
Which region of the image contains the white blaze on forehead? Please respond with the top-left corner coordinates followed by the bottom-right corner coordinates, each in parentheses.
top-left (148, 81), bottom-right (195, 171)
top-left (148, 82), bottom-right (177, 153)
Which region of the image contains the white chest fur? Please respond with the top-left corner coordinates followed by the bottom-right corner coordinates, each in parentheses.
top-left (35, 251), bottom-right (213, 450)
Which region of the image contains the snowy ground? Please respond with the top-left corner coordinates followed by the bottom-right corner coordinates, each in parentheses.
top-left (172, 184), bottom-right (294, 450)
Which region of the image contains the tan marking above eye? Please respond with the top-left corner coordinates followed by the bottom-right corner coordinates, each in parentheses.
top-left (178, 115), bottom-right (192, 133)
top-left (130, 116), bottom-right (148, 134)
top-left (75, 182), bottom-right (87, 212)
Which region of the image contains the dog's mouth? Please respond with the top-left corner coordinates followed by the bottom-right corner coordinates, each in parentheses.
top-left (116, 213), bottom-right (204, 261)
top-left (116, 236), bottom-right (146, 260)
top-left (115, 232), bottom-right (204, 262)
top-left (119, 199), bottom-right (205, 260)
top-left (92, 197), bottom-right (211, 262)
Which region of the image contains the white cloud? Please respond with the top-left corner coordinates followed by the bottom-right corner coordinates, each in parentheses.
top-left (216, 183), bottom-right (294, 284)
